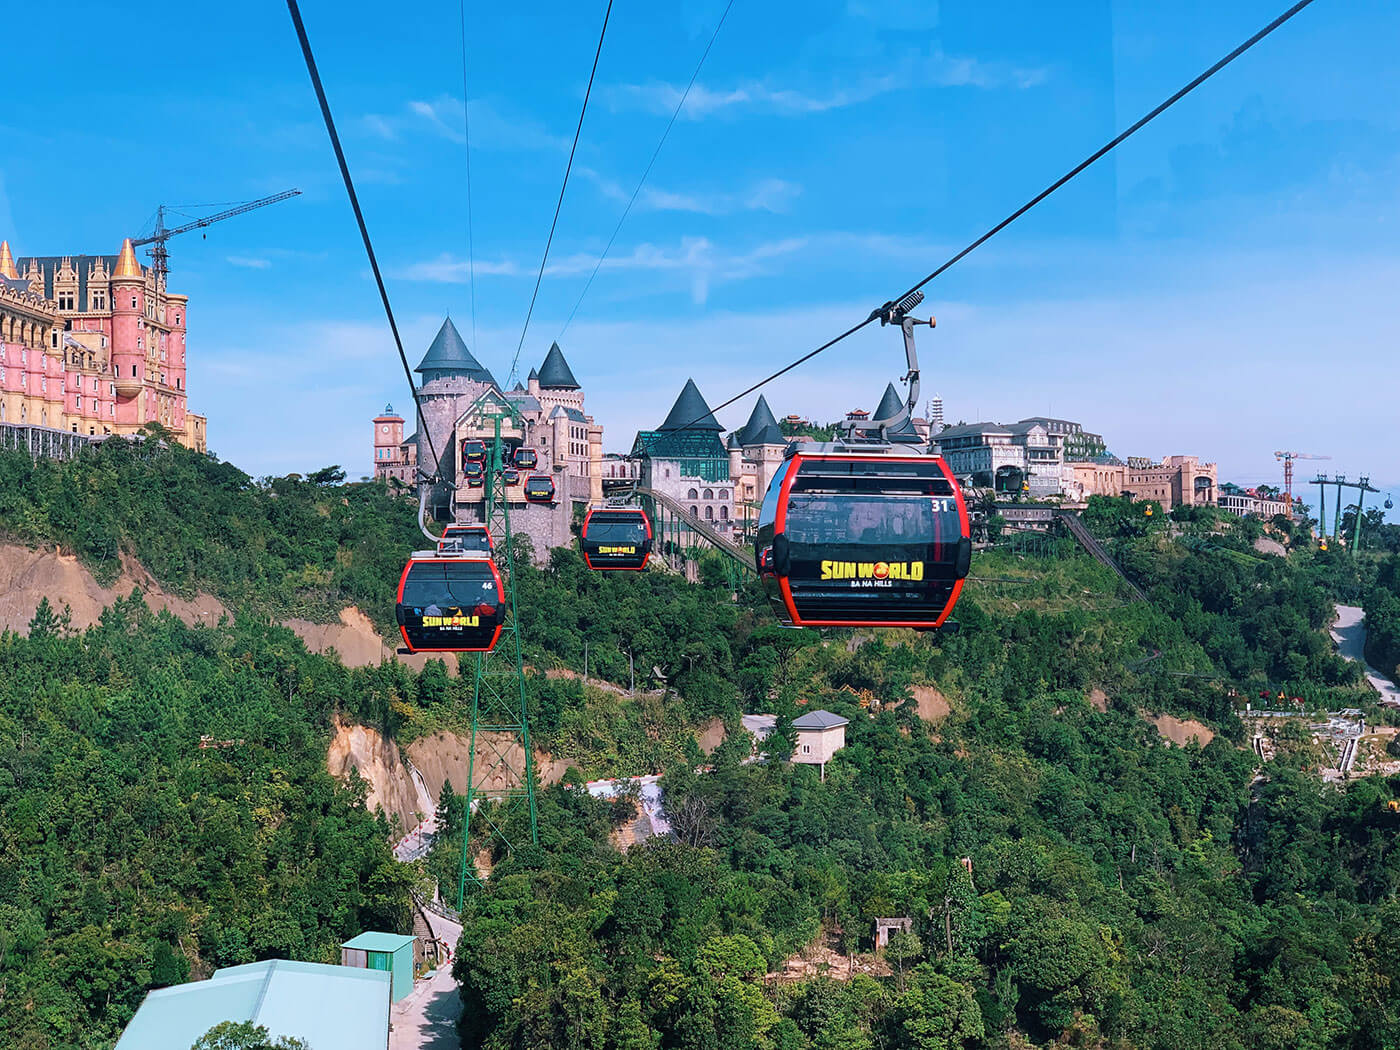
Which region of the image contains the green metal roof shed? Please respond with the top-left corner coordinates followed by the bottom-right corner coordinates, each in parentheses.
top-left (114, 959), bottom-right (390, 1050)
top-left (341, 931), bottom-right (417, 1002)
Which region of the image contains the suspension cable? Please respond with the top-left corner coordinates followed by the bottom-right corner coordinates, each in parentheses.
top-left (556, 0), bottom-right (737, 342)
top-left (509, 0), bottom-right (615, 383)
top-left (459, 0), bottom-right (478, 354)
top-left (667, 0), bottom-right (1319, 433)
top-left (284, 0), bottom-right (444, 476)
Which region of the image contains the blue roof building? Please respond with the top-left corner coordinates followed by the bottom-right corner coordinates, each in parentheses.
top-left (341, 931), bottom-right (417, 1002)
top-left (114, 959), bottom-right (391, 1050)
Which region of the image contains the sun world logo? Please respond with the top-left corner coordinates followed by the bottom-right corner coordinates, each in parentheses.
top-left (422, 614), bottom-right (480, 628)
top-left (820, 560), bottom-right (924, 581)
top-left (598, 545), bottom-right (637, 555)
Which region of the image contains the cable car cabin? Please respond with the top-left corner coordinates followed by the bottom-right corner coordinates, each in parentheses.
top-left (513, 447), bottom-right (539, 470)
top-left (755, 453), bottom-right (971, 629)
top-left (523, 474), bottom-right (555, 504)
top-left (463, 462), bottom-right (484, 489)
top-left (437, 523), bottom-right (494, 555)
top-left (581, 508), bottom-right (653, 570)
top-left (395, 553), bottom-right (505, 653)
top-left (502, 467), bottom-right (521, 486)
top-left (461, 440), bottom-right (486, 465)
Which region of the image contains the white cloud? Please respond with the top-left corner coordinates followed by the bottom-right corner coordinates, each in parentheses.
top-left (607, 51), bottom-right (1047, 120)
top-left (579, 167), bottom-right (801, 214)
top-left (398, 255), bottom-right (522, 283)
top-left (226, 256), bottom-right (271, 270)
top-left (361, 95), bottom-right (569, 153)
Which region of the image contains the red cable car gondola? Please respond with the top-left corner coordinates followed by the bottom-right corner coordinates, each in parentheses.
top-left (437, 522), bottom-right (494, 555)
top-left (395, 552), bottom-right (505, 653)
top-left (513, 447), bottom-right (539, 470)
top-left (524, 474), bottom-right (555, 504)
top-left (462, 439), bottom-right (486, 464)
top-left (581, 508), bottom-right (653, 570)
top-left (755, 452), bottom-right (971, 629)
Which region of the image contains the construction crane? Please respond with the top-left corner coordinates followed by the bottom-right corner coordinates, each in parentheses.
top-left (132, 189), bottom-right (302, 279)
top-left (1274, 451), bottom-right (1330, 519)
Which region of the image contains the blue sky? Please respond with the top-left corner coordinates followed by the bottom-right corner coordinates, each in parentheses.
top-left (2, 0), bottom-right (1396, 517)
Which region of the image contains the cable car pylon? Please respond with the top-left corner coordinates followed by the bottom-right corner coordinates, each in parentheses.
top-left (458, 407), bottom-right (538, 908)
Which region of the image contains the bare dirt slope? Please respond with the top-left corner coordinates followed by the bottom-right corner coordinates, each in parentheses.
top-left (908, 685), bottom-right (952, 722)
top-left (0, 541), bottom-right (444, 670)
top-left (0, 543), bottom-right (227, 632)
top-left (326, 720), bottom-right (433, 832)
top-left (405, 730), bottom-right (572, 805)
top-left (1152, 713), bottom-right (1215, 747)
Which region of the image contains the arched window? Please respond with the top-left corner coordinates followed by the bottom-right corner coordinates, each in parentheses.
top-left (690, 506), bottom-right (699, 517)
top-left (687, 488), bottom-right (698, 500)
top-left (703, 488), bottom-right (713, 500)
top-left (720, 506), bottom-right (729, 520)
top-left (705, 506), bottom-right (714, 520)
top-left (719, 489), bottom-right (729, 500)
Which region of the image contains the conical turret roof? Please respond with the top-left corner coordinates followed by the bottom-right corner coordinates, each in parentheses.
top-left (874, 382), bottom-right (920, 441)
top-left (0, 241), bottom-right (17, 280)
top-left (414, 317), bottom-right (498, 386)
top-left (113, 238), bottom-right (142, 278)
top-left (736, 395), bottom-right (783, 446)
top-left (658, 378), bottom-right (721, 431)
top-left (528, 367), bottom-right (539, 383)
top-left (536, 341), bottom-right (580, 389)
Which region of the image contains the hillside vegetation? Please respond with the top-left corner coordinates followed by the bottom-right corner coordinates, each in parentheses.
top-left (2, 446), bottom-right (1399, 1050)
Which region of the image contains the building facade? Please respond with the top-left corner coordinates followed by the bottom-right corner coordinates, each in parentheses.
top-left (371, 404), bottom-right (417, 485)
top-left (373, 319), bottom-right (604, 558)
top-left (632, 378), bottom-right (736, 532)
top-left (1219, 489), bottom-right (1289, 519)
top-left (1125, 455), bottom-right (1217, 509)
top-left (1, 238), bottom-right (205, 450)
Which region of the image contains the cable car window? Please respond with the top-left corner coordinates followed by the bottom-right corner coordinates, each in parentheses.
top-left (586, 518), bottom-right (648, 543)
top-left (759, 460), bottom-right (792, 527)
top-left (399, 561), bottom-right (495, 608)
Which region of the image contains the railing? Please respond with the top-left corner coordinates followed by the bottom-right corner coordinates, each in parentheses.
top-left (1055, 511), bottom-right (1149, 603)
top-left (0, 422), bottom-right (94, 461)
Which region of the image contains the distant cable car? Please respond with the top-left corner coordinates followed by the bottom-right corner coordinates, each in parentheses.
top-left (524, 474), bottom-right (555, 504)
top-left (395, 552), bottom-right (504, 653)
top-left (462, 440), bottom-right (486, 464)
top-left (502, 467), bottom-right (521, 486)
top-left (438, 523), bottom-right (493, 555)
top-left (513, 447), bottom-right (538, 470)
top-left (755, 452), bottom-right (971, 629)
top-left (581, 508), bottom-right (653, 570)
top-left (465, 461), bottom-right (485, 489)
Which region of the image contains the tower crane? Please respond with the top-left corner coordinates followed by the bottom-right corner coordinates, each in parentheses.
top-left (1274, 450), bottom-right (1330, 519)
top-left (132, 189), bottom-right (302, 279)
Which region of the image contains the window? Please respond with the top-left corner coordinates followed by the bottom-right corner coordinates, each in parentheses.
top-left (720, 506), bottom-right (729, 520)
top-left (719, 489), bottom-right (729, 500)
top-left (58, 293), bottom-right (74, 310)
top-left (51, 331), bottom-right (60, 348)
top-left (705, 506), bottom-right (714, 520)
top-left (132, 365), bottom-right (138, 377)
top-left (89, 427), bottom-right (95, 435)
top-left (703, 488), bottom-right (713, 500)
top-left (76, 395), bottom-right (82, 410)
top-left (687, 488), bottom-right (699, 500)
top-left (92, 291), bottom-right (106, 310)
top-left (92, 377), bottom-right (98, 391)
top-left (130, 296), bottom-right (138, 309)
top-left (109, 404), bottom-right (115, 417)
top-left (802, 745), bottom-right (811, 754)
top-left (690, 506), bottom-right (698, 517)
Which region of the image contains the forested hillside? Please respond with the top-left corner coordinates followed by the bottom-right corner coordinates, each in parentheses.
top-left (2, 443), bottom-right (1399, 1050)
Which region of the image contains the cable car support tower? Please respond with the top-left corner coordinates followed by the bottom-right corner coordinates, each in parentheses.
top-left (456, 406), bottom-right (538, 907)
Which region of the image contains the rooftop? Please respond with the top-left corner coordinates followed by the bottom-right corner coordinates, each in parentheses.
top-left (415, 317), bottom-right (499, 386)
top-left (114, 959), bottom-right (390, 1050)
top-left (792, 709), bottom-right (849, 730)
top-left (658, 378), bottom-right (722, 432)
top-left (536, 341), bottom-right (581, 389)
top-left (342, 931), bottom-right (415, 952)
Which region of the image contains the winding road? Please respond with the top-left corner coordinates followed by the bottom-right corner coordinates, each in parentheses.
top-left (1330, 604), bottom-right (1400, 706)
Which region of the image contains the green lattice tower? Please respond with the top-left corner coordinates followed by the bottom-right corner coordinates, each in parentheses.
top-left (458, 411), bottom-right (538, 908)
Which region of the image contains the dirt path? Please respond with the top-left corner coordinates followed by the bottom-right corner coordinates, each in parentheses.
top-left (1331, 604), bottom-right (1400, 706)
top-left (390, 914), bottom-right (463, 1050)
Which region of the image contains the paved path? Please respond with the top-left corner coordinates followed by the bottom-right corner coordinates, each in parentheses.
top-left (1331, 604), bottom-right (1400, 706)
top-left (390, 913), bottom-right (463, 1050)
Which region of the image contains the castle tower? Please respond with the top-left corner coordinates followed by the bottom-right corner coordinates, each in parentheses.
top-left (110, 239), bottom-right (146, 418)
top-left (929, 393), bottom-right (944, 433)
top-left (0, 241), bottom-right (17, 280)
top-left (167, 293), bottom-right (189, 431)
top-left (374, 403), bottom-right (405, 477)
top-left (413, 317), bottom-right (498, 516)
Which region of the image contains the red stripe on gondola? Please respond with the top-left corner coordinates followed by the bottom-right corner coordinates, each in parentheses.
top-left (396, 554), bottom-right (505, 654)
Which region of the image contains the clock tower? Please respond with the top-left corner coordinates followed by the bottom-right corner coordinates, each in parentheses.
top-left (372, 403), bottom-right (412, 483)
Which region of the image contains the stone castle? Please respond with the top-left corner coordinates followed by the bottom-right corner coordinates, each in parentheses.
top-left (0, 238), bottom-right (205, 450)
top-left (372, 318), bottom-right (603, 555)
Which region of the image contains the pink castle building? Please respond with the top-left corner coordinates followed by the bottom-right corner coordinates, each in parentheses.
top-left (0, 237), bottom-right (205, 450)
